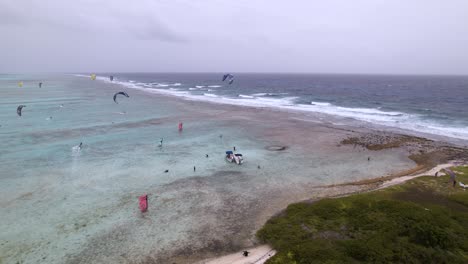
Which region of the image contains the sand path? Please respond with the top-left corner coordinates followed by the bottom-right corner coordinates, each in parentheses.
top-left (197, 245), bottom-right (275, 264)
top-left (377, 163), bottom-right (454, 189)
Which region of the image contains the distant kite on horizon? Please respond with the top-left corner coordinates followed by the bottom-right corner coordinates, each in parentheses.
top-left (222, 74), bottom-right (234, 85)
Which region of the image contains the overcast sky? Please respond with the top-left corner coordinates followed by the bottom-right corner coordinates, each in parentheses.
top-left (1, 0), bottom-right (467, 75)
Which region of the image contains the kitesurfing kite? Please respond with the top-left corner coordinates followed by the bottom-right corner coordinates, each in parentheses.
top-left (113, 92), bottom-right (129, 104)
top-left (91, 74), bottom-right (96, 80)
top-left (222, 74), bottom-right (234, 85)
top-left (139, 194), bottom-right (148, 212)
top-left (17, 105), bottom-right (26, 116)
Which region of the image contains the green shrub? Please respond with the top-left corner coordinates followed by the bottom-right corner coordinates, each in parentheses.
top-left (258, 173), bottom-right (468, 263)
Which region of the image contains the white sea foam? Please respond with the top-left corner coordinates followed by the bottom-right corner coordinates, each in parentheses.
top-left (311, 101), bottom-right (331, 106)
top-left (173, 83), bottom-right (182, 86)
top-left (208, 85), bottom-right (221, 88)
top-left (251, 92), bottom-right (286, 97)
top-left (90, 76), bottom-right (468, 141)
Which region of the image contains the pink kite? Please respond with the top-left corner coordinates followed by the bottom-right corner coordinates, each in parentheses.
top-left (139, 194), bottom-right (148, 213)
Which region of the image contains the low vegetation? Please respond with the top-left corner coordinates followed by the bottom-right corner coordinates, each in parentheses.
top-left (257, 166), bottom-right (468, 263)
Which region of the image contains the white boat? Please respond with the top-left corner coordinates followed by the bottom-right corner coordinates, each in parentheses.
top-left (225, 151), bottom-right (243, 165)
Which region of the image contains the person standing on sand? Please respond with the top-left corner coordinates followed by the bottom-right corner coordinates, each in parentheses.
top-left (444, 169), bottom-right (457, 187)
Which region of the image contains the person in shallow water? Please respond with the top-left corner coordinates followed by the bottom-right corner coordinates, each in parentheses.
top-left (78, 142), bottom-right (83, 150)
top-left (193, 166), bottom-right (196, 172)
top-left (243, 251), bottom-right (249, 257)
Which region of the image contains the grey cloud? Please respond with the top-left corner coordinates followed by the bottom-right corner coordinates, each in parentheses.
top-left (1, 0), bottom-right (468, 74)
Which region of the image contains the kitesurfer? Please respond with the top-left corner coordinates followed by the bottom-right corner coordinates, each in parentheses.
top-left (164, 170), bottom-right (169, 173)
top-left (243, 251), bottom-right (249, 257)
top-left (206, 154), bottom-right (209, 158)
top-left (39, 82), bottom-right (42, 88)
top-left (193, 166), bottom-right (196, 172)
top-left (159, 138), bottom-right (163, 147)
top-left (178, 122), bottom-right (183, 131)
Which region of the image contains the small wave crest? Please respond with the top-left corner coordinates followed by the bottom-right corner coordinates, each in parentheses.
top-left (311, 101), bottom-right (331, 106)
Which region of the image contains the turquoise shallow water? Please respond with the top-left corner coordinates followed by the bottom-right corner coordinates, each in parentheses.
top-left (0, 75), bottom-right (415, 263)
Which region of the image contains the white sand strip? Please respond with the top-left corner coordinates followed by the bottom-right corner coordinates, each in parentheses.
top-left (199, 245), bottom-right (276, 264)
top-left (377, 163), bottom-right (453, 189)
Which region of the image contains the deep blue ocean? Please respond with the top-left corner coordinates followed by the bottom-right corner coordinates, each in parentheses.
top-left (95, 73), bottom-right (468, 140)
